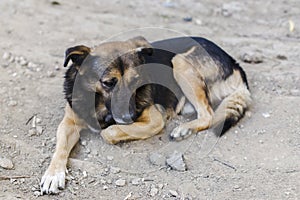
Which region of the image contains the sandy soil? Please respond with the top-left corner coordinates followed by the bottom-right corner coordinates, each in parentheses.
top-left (0, 0), bottom-right (299, 199)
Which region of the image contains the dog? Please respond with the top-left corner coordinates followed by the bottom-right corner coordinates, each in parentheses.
top-left (40, 36), bottom-right (251, 194)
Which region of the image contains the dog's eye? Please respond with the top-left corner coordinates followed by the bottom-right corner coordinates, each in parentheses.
top-left (102, 78), bottom-right (117, 89)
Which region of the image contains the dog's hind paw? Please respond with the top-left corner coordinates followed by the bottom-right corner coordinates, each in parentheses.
top-left (170, 125), bottom-right (193, 141)
top-left (40, 170), bottom-right (65, 195)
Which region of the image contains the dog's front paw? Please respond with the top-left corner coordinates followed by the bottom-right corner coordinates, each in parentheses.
top-left (170, 125), bottom-right (194, 141)
top-left (101, 125), bottom-right (121, 144)
top-left (40, 168), bottom-right (66, 195)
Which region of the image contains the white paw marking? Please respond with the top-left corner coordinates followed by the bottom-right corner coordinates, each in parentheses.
top-left (40, 171), bottom-right (65, 195)
top-left (170, 126), bottom-right (193, 141)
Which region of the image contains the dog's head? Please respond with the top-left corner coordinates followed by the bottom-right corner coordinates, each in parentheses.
top-left (63, 36), bottom-right (153, 129)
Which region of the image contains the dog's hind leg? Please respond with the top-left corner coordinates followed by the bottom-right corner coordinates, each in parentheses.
top-left (170, 51), bottom-right (214, 140)
top-left (212, 86), bottom-right (251, 136)
top-left (40, 104), bottom-right (85, 194)
top-left (101, 104), bottom-right (166, 144)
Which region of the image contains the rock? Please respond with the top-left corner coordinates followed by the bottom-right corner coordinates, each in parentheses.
top-left (80, 140), bottom-right (87, 146)
top-left (290, 89), bottom-right (300, 96)
top-left (240, 52), bottom-right (263, 64)
top-left (110, 166), bottom-right (121, 174)
top-left (262, 112), bottom-right (271, 118)
top-left (149, 152), bottom-right (165, 166)
top-left (33, 191), bottom-right (40, 196)
top-left (0, 157), bottom-right (14, 169)
top-left (131, 178), bottom-right (141, 186)
top-left (183, 17), bottom-right (193, 22)
top-left (276, 54), bottom-right (287, 60)
top-left (2, 52), bottom-right (11, 61)
top-left (36, 126), bottom-right (43, 134)
top-left (115, 179), bottom-right (126, 187)
top-left (150, 187), bottom-right (159, 196)
top-left (166, 151), bottom-right (186, 171)
top-left (28, 128), bottom-right (37, 136)
top-left (162, 1), bottom-right (176, 8)
top-left (19, 57), bottom-right (28, 66)
top-left (107, 155), bottom-right (114, 161)
top-left (169, 189), bottom-right (178, 197)
top-left (8, 100), bottom-right (18, 107)
top-left (47, 71), bottom-right (55, 78)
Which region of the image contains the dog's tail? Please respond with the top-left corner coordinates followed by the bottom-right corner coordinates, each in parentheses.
top-left (212, 82), bottom-right (251, 136)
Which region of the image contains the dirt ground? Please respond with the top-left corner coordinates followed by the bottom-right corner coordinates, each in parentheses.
top-left (0, 0), bottom-right (299, 199)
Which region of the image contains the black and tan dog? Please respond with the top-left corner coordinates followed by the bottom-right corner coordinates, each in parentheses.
top-left (40, 36), bottom-right (251, 194)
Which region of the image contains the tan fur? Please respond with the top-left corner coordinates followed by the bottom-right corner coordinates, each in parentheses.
top-left (40, 104), bottom-right (86, 194)
top-left (101, 104), bottom-right (166, 144)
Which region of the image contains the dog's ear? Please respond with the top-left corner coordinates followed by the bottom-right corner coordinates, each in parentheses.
top-left (64, 45), bottom-right (91, 67)
top-left (129, 36), bottom-right (153, 56)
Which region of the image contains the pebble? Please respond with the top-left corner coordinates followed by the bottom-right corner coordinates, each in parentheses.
top-left (169, 190), bottom-right (178, 197)
top-left (110, 166), bottom-right (121, 174)
top-left (262, 112), bottom-right (271, 118)
top-left (107, 155), bottom-right (114, 161)
top-left (149, 152), bottom-right (165, 166)
top-left (166, 151), bottom-right (186, 171)
top-left (290, 89), bottom-right (300, 96)
top-left (36, 126), bottom-right (43, 135)
top-left (81, 140), bottom-right (87, 146)
top-left (19, 57), bottom-right (28, 66)
top-left (183, 17), bottom-right (193, 22)
top-left (150, 187), bottom-right (159, 196)
top-left (28, 128), bottom-right (37, 136)
top-left (240, 52), bottom-right (263, 64)
top-left (2, 52), bottom-right (11, 60)
top-left (33, 191), bottom-right (40, 196)
top-left (0, 157), bottom-right (14, 169)
top-left (47, 71), bottom-right (55, 78)
top-left (115, 179), bottom-right (126, 187)
top-left (131, 178), bottom-right (141, 186)
top-left (8, 100), bottom-right (18, 107)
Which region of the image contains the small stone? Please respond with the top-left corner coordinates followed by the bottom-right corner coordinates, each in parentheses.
top-left (233, 185), bottom-right (240, 189)
top-left (115, 179), bottom-right (126, 187)
top-left (2, 52), bottom-right (11, 61)
top-left (107, 155), bottom-right (114, 161)
top-left (82, 171), bottom-right (88, 178)
top-left (183, 17), bottom-right (193, 22)
top-left (150, 187), bottom-right (159, 196)
top-left (166, 151), bottom-right (186, 171)
top-left (169, 190), bottom-right (178, 197)
top-left (28, 128), bottom-right (37, 136)
top-left (290, 89), bottom-right (300, 96)
top-left (36, 126), bottom-right (43, 134)
top-left (47, 71), bottom-right (55, 78)
top-left (276, 54), bottom-right (287, 60)
top-left (259, 140), bottom-right (264, 144)
top-left (55, 65), bottom-right (60, 71)
top-left (149, 152), bottom-right (165, 166)
top-left (131, 178), bottom-right (141, 186)
top-left (8, 100), bottom-right (18, 107)
top-left (36, 117), bottom-right (42, 124)
top-left (110, 167), bottom-right (121, 174)
top-left (157, 183), bottom-right (164, 189)
top-left (195, 19), bottom-right (202, 25)
top-left (262, 112), bottom-right (270, 118)
top-left (240, 52), bottom-right (263, 64)
top-left (19, 57), bottom-right (28, 66)
top-left (0, 157), bottom-right (14, 169)
top-left (33, 191), bottom-right (40, 196)
top-left (27, 62), bottom-right (37, 68)
top-left (103, 185), bottom-right (108, 190)
top-left (8, 56), bottom-right (15, 63)
top-left (81, 140), bottom-right (87, 146)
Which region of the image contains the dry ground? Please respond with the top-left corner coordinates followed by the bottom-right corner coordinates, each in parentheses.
top-left (0, 0), bottom-right (299, 199)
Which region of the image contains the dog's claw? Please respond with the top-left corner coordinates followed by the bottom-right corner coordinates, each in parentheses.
top-left (170, 126), bottom-right (193, 141)
top-left (40, 171), bottom-right (65, 195)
